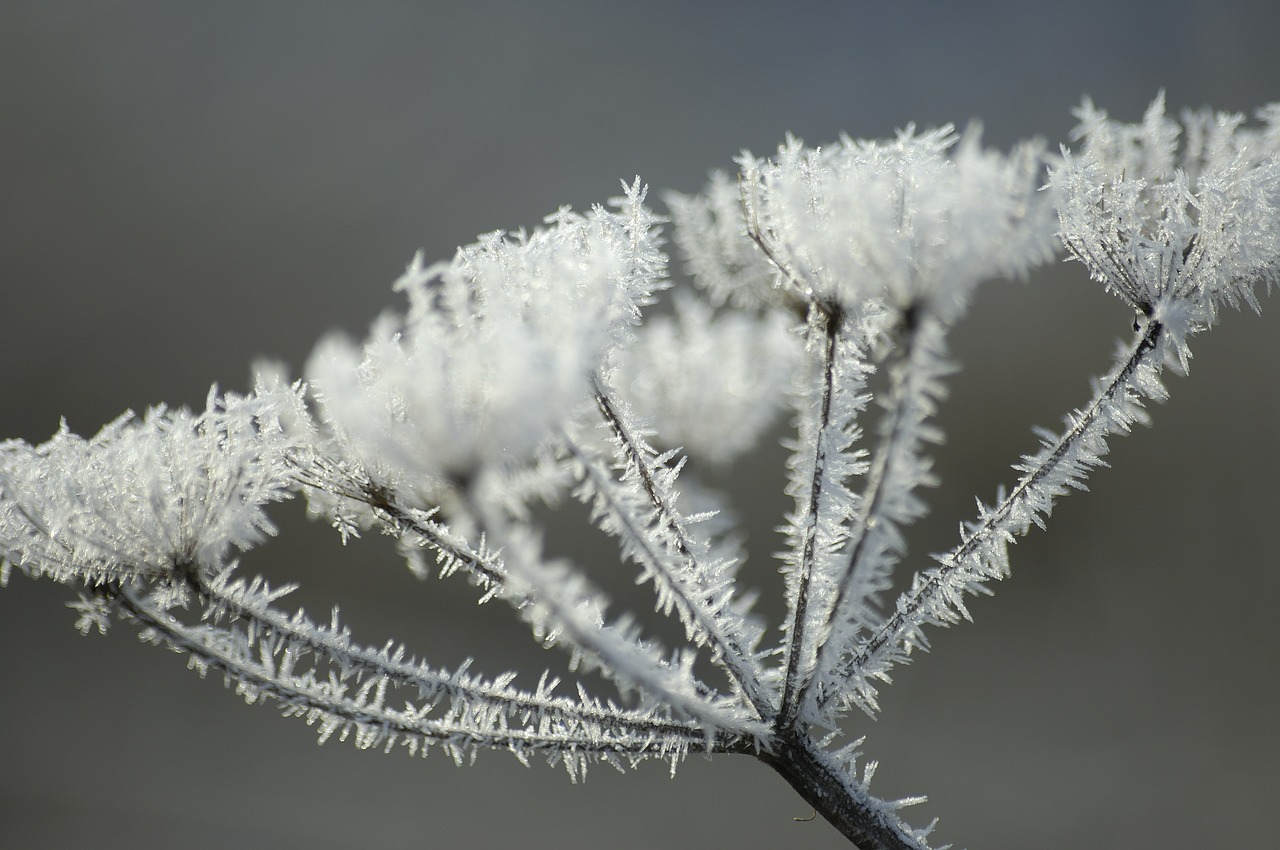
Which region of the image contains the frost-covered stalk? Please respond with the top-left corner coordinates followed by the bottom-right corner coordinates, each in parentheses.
top-left (3, 98), bottom-right (1278, 850)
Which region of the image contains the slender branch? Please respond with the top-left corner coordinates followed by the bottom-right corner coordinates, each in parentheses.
top-left (578, 376), bottom-right (772, 720)
top-left (740, 173), bottom-right (805, 295)
top-left (805, 309), bottom-right (940, 716)
top-left (458, 486), bottom-right (763, 734)
top-left (832, 319), bottom-right (1165, 710)
top-left (778, 299), bottom-right (844, 730)
top-left (299, 458), bottom-right (760, 731)
top-left (293, 458), bottom-right (510, 593)
top-left (198, 565), bottom-right (705, 739)
top-left (115, 582), bottom-right (737, 760)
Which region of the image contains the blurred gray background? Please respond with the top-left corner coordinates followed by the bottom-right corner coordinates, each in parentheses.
top-left (2, 3), bottom-right (1278, 848)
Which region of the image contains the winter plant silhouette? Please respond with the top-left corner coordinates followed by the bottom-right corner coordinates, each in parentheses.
top-left (2, 96), bottom-right (1277, 849)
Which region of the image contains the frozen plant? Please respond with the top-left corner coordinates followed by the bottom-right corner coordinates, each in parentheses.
top-left (2, 96), bottom-right (1278, 849)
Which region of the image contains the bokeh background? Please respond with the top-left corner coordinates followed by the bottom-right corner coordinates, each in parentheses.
top-left (2, 3), bottom-right (1278, 848)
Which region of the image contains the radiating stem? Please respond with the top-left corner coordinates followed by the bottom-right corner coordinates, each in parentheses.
top-left (836, 319), bottom-right (1164, 706)
top-left (584, 376), bottom-right (771, 720)
top-left (778, 298), bottom-right (844, 730)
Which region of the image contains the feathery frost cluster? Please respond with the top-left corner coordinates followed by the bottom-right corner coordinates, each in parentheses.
top-left (3, 96), bottom-right (1278, 849)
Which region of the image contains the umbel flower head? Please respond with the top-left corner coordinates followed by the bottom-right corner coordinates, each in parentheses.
top-left (0, 382), bottom-right (302, 589)
top-left (675, 125), bottom-right (1057, 323)
top-left (307, 180), bottom-right (666, 493)
top-left (613, 291), bottom-right (801, 466)
top-left (1054, 93), bottom-right (1280, 329)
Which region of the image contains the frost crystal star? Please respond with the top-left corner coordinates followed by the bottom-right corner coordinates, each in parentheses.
top-left (3, 98), bottom-right (1277, 850)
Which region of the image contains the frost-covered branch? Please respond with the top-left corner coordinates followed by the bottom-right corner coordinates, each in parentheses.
top-left (298, 452), bottom-right (765, 736)
top-left (761, 734), bottom-right (936, 850)
top-left (833, 317), bottom-right (1168, 715)
top-left (195, 563), bottom-right (701, 743)
top-left (462, 481), bottom-right (761, 734)
top-left (833, 95), bottom-right (1280, 718)
top-left (737, 124), bottom-right (1056, 732)
top-left (114, 581), bottom-right (731, 775)
top-left (776, 299), bottom-right (875, 731)
top-left (563, 375), bottom-right (772, 718)
top-left (807, 309), bottom-right (949, 724)
top-left (5, 95), bottom-right (1279, 850)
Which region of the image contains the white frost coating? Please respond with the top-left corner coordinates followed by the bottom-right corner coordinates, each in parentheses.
top-left (4, 98), bottom-right (1279, 850)
top-left (0, 382), bottom-right (301, 586)
top-left (614, 292), bottom-right (801, 465)
top-left (307, 180), bottom-right (666, 488)
top-left (1055, 93), bottom-right (1280, 325)
top-left (828, 96), bottom-right (1280, 721)
top-left (737, 124), bottom-right (1057, 319)
top-left (666, 170), bottom-right (783, 310)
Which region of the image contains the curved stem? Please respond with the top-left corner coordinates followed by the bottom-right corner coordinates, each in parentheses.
top-left (198, 565), bottom-right (697, 736)
top-left (115, 582), bottom-right (729, 758)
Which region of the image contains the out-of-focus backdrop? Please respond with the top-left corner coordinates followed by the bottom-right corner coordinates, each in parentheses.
top-left (2, 3), bottom-right (1278, 848)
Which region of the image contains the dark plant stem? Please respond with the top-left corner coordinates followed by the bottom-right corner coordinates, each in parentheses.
top-left (778, 299), bottom-right (843, 730)
top-left (760, 735), bottom-right (919, 850)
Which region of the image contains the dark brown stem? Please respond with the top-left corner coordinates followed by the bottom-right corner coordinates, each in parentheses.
top-left (778, 299), bottom-right (843, 730)
top-left (760, 736), bottom-right (922, 850)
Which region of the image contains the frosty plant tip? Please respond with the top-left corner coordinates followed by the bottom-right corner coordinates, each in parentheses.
top-left (3, 95), bottom-right (1279, 849)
